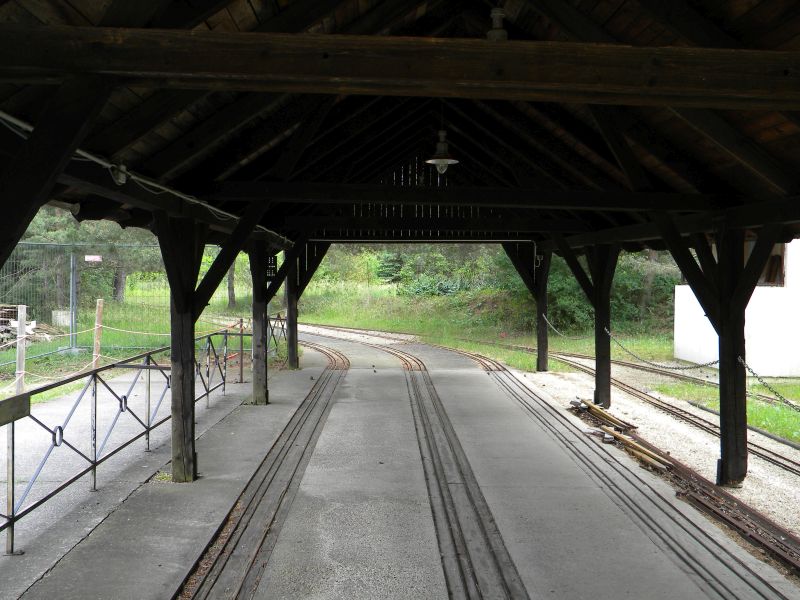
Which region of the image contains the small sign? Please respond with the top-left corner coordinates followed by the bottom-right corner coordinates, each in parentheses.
top-left (84, 255), bottom-right (103, 263)
top-left (0, 392), bottom-right (30, 427)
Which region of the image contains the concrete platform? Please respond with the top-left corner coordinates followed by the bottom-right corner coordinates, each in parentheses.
top-left (2, 359), bottom-right (326, 600)
top-left (3, 333), bottom-right (799, 600)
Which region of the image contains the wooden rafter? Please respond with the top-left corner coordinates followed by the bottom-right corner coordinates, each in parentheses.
top-left (3, 26), bottom-right (800, 110)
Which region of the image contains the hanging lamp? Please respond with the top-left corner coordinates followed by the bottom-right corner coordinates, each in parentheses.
top-left (426, 129), bottom-right (458, 174)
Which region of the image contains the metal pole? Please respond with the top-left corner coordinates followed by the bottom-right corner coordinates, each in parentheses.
top-left (69, 252), bottom-right (77, 349)
top-left (205, 336), bottom-right (211, 408)
top-left (90, 372), bottom-right (97, 492)
top-left (145, 354), bottom-right (151, 452)
top-left (239, 318), bottom-right (244, 383)
top-left (222, 331), bottom-right (228, 395)
top-left (6, 305), bottom-right (26, 555)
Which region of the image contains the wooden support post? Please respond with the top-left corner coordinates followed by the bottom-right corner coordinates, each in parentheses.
top-left (502, 242), bottom-right (551, 371)
top-left (91, 299), bottom-right (104, 370)
top-left (658, 216), bottom-right (781, 485)
top-left (247, 240), bottom-right (269, 405)
top-left (588, 245), bottom-right (620, 408)
top-left (716, 228), bottom-right (747, 485)
top-left (285, 258), bottom-right (299, 369)
top-left (154, 214), bottom-right (205, 483)
top-left (554, 236), bottom-right (619, 407)
top-left (535, 252), bottom-right (552, 372)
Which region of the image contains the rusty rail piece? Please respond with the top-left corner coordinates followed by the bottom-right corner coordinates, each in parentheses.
top-left (180, 340), bottom-right (348, 599)
top-left (550, 353), bottom-right (800, 478)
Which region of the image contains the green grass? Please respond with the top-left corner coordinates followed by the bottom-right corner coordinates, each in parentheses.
top-left (654, 381), bottom-right (800, 443)
top-left (300, 280), bottom-right (674, 365)
top-left (301, 280), bottom-right (800, 444)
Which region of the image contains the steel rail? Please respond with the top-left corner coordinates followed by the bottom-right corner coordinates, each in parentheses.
top-left (183, 340), bottom-right (347, 599)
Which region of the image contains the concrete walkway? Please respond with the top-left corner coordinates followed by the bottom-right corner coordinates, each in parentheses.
top-left (1, 356), bottom-right (326, 600)
top-left (2, 332), bottom-right (799, 599)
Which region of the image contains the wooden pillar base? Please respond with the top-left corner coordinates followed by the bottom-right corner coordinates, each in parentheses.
top-left (535, 253), bottom-right (552, 372)
top-left (248, 242), bottom-right (270, 405)
top-left (286, 264), bottom-right (299, 370)
top-left (170, 302), bottom-right (197, 482)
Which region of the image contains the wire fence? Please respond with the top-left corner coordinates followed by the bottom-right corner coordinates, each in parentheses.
top-left (0, 242), bottom-right (279, 391)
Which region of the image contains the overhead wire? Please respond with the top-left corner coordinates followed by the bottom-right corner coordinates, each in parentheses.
top-left (0, 110), bottom-right (284, 240)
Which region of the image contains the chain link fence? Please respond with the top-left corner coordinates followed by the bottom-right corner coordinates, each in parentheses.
top-left (0, 242), bottom-right (272, 389)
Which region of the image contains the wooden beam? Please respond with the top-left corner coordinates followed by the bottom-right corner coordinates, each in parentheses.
top-left (297, 242), bottom-right (330, 296)
top-left (589, 106), bottom-right (652, 191)
top-left (193, 200), bottom-right (271, 318)
top-left (4, 27), bottom-right (800, 110)
top-left (534, 251), bottom-right (552, 372)
top-left (0, 77), bottom-right (110, 268)
top-left (715, 228), bottom-right (747, 485)
top-left (668, 108), bottom-right (798, 195)
top-left (247, 239), bottom-right (271, 405)
top-left (99, 0), bottom-right (171, 27)
top-left (268, 96), bottom-right (336, 180)
top-left (52, 161), bottom-right (287, 246)
top-left (142, 93), bottom-right (290, 181)
top-left (263, 239), bottom-right (308, 305)
top-left (150, 0), bottom-right (237, 29)
top-left (653, 214), bottom-right (719, 330)
top-left (502, 242), bottom-right (537, 296)
top-left (212, 182), bottom-right (720, 212)
top-left (153, 214), bottom-right (206, 482)
top-left (280, 215), bottom-right (588, 233)
top-left (512, 0), bottom-right (798, 197)
top-left (552, 234), bottom-right (594, 300)
top-left (587, 244), bottom-right (620, 407)
top-left (731, 224), bottom-right (783, 312)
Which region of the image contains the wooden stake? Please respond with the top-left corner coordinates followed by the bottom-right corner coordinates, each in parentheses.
top-left (92, 299), bottom-right (104, 371)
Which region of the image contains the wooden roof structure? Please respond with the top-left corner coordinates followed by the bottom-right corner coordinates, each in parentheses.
top-left (2, 0), bottom-right (800, 251)
top-left (2, 0), bottom-right (800, 486)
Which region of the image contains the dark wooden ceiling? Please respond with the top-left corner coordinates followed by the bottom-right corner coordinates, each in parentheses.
top-left (2, 0), bottom-right (800, 251)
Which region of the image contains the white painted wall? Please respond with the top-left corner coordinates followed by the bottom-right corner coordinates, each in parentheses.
top-left (674, 239), bottom-right (800, 376)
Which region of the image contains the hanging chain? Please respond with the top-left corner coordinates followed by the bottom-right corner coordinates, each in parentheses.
top-left (737, 356), bottom-right (800, 413)
top-left (542, 314), bottom-right (593, 340)
top-left (604, 327), bottom-right (720, 370)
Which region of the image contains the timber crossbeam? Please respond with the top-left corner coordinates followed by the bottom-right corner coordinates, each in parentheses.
top-left (3, 26), bottom-right (800, 110)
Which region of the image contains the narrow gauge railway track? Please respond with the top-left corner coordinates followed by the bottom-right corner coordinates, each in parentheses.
top-left (180, 341), bottom-right (348, 600)
top-left (305, 325), bottom-right (800, 580)
top-left (476, 352), bottom-right (800, 589)
top-left (480, 339), bottom-right (799, 412)
top-left (305, 325), bottom-right (800, 476)
top-left (302, 330), bottom-right (529, 599)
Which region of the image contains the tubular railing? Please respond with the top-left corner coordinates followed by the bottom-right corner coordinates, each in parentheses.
top-left (1, 328), bottom-right (232, 555)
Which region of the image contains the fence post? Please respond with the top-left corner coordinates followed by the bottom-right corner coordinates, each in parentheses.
top-left (69, 252), bottom-right (77, 350)
top-left (239, 318), bottom-right (244, 384)
top-left (222, 330), bottom-right (228, 395)
top-left (92, 299), bottom-right (103, 370)
top-left (145, 354), bottom-right (151, 452)
top-left (90, 299), bottom-right (102, 491)
top-left (5, 305), bottom-right (26, 555)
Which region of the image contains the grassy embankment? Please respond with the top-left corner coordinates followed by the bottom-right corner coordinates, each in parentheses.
top-left (0, 279), bottom-right (267, 401)
top-left (300, 281), bottom-right (800, 444)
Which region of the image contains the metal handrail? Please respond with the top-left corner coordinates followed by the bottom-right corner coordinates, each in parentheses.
top-left (1, 327), bottom-right (234, 555)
